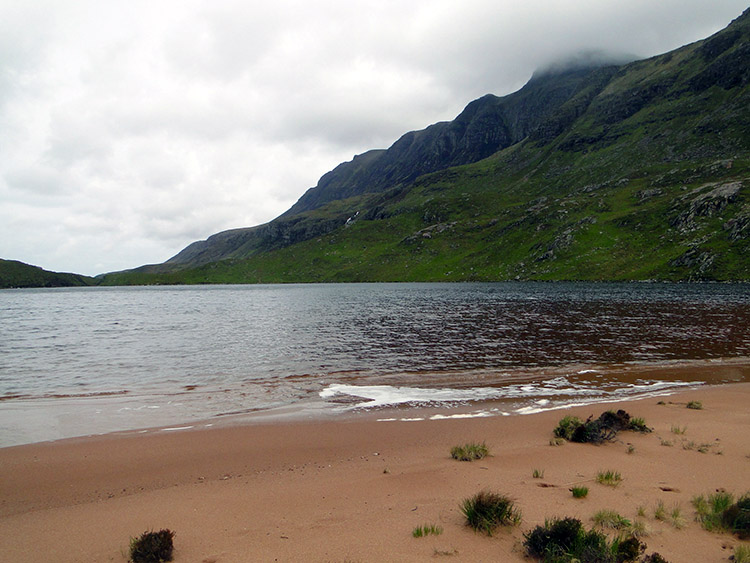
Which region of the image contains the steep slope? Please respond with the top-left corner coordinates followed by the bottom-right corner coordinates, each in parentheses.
top-left (0, 259), bottom-right (95, 289)
top-left (103, 8), bottom-right (750, 284)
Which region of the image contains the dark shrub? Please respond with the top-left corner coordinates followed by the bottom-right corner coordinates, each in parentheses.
top-left (615, 535), bottom-right (645, 562)
top-left (554, 410), bottom-right (650, 444)
top-left (129, 529), bottom-right (175, 563)
top-left (722, 494), bottom-right (750, 539)
top-left (525, 517), bottom-right (584, 558)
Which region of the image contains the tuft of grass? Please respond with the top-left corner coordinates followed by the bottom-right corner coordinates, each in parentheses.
top-left (630, 519), bottom-right (650, 538)
top-left (686, 400), bottom-right (703, 410)
top-left (596, 469), bottom-right (623, 487)
top-left (571, 485), bottom-right (589, 499)
top-left (450, 442), bottom-right (489, 461)
top-left (734, 545), bottom-right (750, 563)
top-left (627, 444), bottom-right (635, 454)
top-left (532, 468), bottom-right (545, 479)
top-left (129, 529), bottom-right (175, 563)
top-left (670, 425), bottom-right (687, 435)
top-left (670, 506), bottom-right (686, 529)
top-left (629, 417), bottom-right (650, 432)
top-left (592, 509), bottom-right (631, 530)
top-left (549, 437), bottom-right (566, 446)
top-left (637, 505), bottom-right (647, 518)
top-left (553, 415), bottom-right (584, 441)
top-left (692, 491), bottom-right (750, 538)
top-left (460, 490), bottom-right (521, 535)
top-left (660, 438), bottom-right (674, 447)
top-left (412, 523), bottom-right (443, 538)
top-left (523, 517), bottom-right (645, 562)
top-left (653, 500), bottom-right (668, 522)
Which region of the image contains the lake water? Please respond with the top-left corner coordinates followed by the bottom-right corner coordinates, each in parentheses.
top-left (1, 282), bottom-right (749, 446)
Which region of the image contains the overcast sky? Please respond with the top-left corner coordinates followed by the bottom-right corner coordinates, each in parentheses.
top-left (1, 1), bottom-right (747, 276)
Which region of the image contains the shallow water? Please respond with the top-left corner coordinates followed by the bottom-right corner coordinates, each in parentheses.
top-left (1, 282), bottom-right (748, 446)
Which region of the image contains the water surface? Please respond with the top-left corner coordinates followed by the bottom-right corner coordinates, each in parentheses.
top-left (1, 282), bottom-right (748, 446)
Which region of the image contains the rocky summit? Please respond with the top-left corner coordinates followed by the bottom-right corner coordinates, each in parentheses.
top-left (102, 9), bottom-right (750, 284)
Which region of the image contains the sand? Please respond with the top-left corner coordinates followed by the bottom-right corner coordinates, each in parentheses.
top-left (1, 383), bottom-right (748, 562)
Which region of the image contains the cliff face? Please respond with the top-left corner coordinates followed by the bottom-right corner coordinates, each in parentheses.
top-left (109, 9), bottom-right (750, 283)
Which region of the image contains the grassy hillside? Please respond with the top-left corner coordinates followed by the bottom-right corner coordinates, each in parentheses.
top-left (101, 10), bottom-right (750, 285)
top-left (0, 259), bottom-right (96, 289)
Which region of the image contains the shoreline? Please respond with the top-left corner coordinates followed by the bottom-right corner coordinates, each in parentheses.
top-left (1, 382), bottom-right (749, 562)
top-left (2, 357), bottom-right (748, 449)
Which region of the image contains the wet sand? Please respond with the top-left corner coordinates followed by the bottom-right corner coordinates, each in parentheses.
top-left (1, 383), bottom-right (748, 562)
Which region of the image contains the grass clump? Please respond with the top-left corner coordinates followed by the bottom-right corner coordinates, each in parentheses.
top-left (692, 491), bottom-right (750, 538)
top-left (571, 485), bottom-right (589, 499)
top-left (596, 469), bottom-right (623, 487)
top-left (734, 545), bottom-right (750, 563)
top-left (129, 529), bottom-right (175, 563)
top-left (532, 468), bottom-right (545, 479)
top-left (553, 410), bottom-right (651, 444)
top-left (523, 517), bottom-right (646, 562)
top-left (686, 400), bottom-right (703, 410)
top-left (412, 523), bottom-right (443, 538)
top-left (460, 490), bottom-right (521, 535)
top-left (670, 425), bottom-right (686, 435)
top-left (450, 442), bottom-right (488, 461)
top-left (592, 509), bottom-right (631, 530)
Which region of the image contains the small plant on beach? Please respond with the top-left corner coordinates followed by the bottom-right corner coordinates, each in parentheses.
top-left (460, 490), bottom-right (521, 535)
top-left (653, 500), bottom-right (668, 522)
top-left (686, 400), bottom-right (703, 410)
top-left (693, 491), bottom-right (750, 538)
top-left (592, 509), bottom-right (631, 530)
top-left (591, 510), bottom-right (632, 530)
top-left (412, 523), bottom-right (443, 538)
top-left (670, 425), bottom-right (686, 435)
top-left (734, 544), bottom-right (750, 563)
top-left (659, 438), bottom-right (673, 447)
top-left (129, 529), bottom-right (175, 563)
top-left (554, 415), bottom-right (584, 441)
top-left (571, 485), bottom-right (589, 499)
top-left (523, 517), bottom-right (645, 562)
top-left (532, 468), bottom-right (545, 479)
top-left (596, 469), bottom-right (622, 487)
top-left (552, 410), bottom-right (650, 444)
top-left (450, 442), bottom-right (488, 461)
top-left (642, 554), bottom-right (670, 563)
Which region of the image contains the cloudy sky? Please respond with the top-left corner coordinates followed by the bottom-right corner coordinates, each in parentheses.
top-left (1, 1), bottom-right (747, 276)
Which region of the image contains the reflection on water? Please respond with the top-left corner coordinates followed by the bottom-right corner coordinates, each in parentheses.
top-left (0, 282), bottom-right (748, 445)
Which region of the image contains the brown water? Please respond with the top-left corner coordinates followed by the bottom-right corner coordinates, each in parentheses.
top-left (1, 282), bottom-right (748, 445)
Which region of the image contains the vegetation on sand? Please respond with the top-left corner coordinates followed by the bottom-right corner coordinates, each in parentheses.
top-left (460, 491), bottom-right (521, 535)
top-left (412, 523), bottom-right (443, 538)
top-left (523, 517), bottom-right (650, 562)
top-left (692, 491), bottom-right (750, 538)
top-left (553, 410), bottom-right (651, 444)
top-left (571, 486), bottom-right (589, 499)
top-left (450, 442), bottom-right (489, 461)
top-left (596, 470), bottom-right (623, 487)
top-left (129, 529), bottom-right (175, 563)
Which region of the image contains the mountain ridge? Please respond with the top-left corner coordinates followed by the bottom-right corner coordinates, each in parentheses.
top-left (93, 8), bottom-right (750, 283)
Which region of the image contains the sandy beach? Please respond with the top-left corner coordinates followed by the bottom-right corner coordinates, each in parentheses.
top-left (1, 382), bottom-right (748, 562)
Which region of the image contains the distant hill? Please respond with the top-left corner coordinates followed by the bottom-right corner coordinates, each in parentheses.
top-left (102, 9), bottom-right (750, 284)
top-left (0, 259), bottom-right (95, 289)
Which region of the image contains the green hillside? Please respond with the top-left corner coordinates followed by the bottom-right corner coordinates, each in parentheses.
top-left (102, 9), bottom-right (750, 285)
top-left (0, 259), bottom-right (96, 289)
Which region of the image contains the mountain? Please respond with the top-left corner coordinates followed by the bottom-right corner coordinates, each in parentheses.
top-left (0, 259), bottom-right (95, 289)
top-left (103, 9), bottom-right (750, 284)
